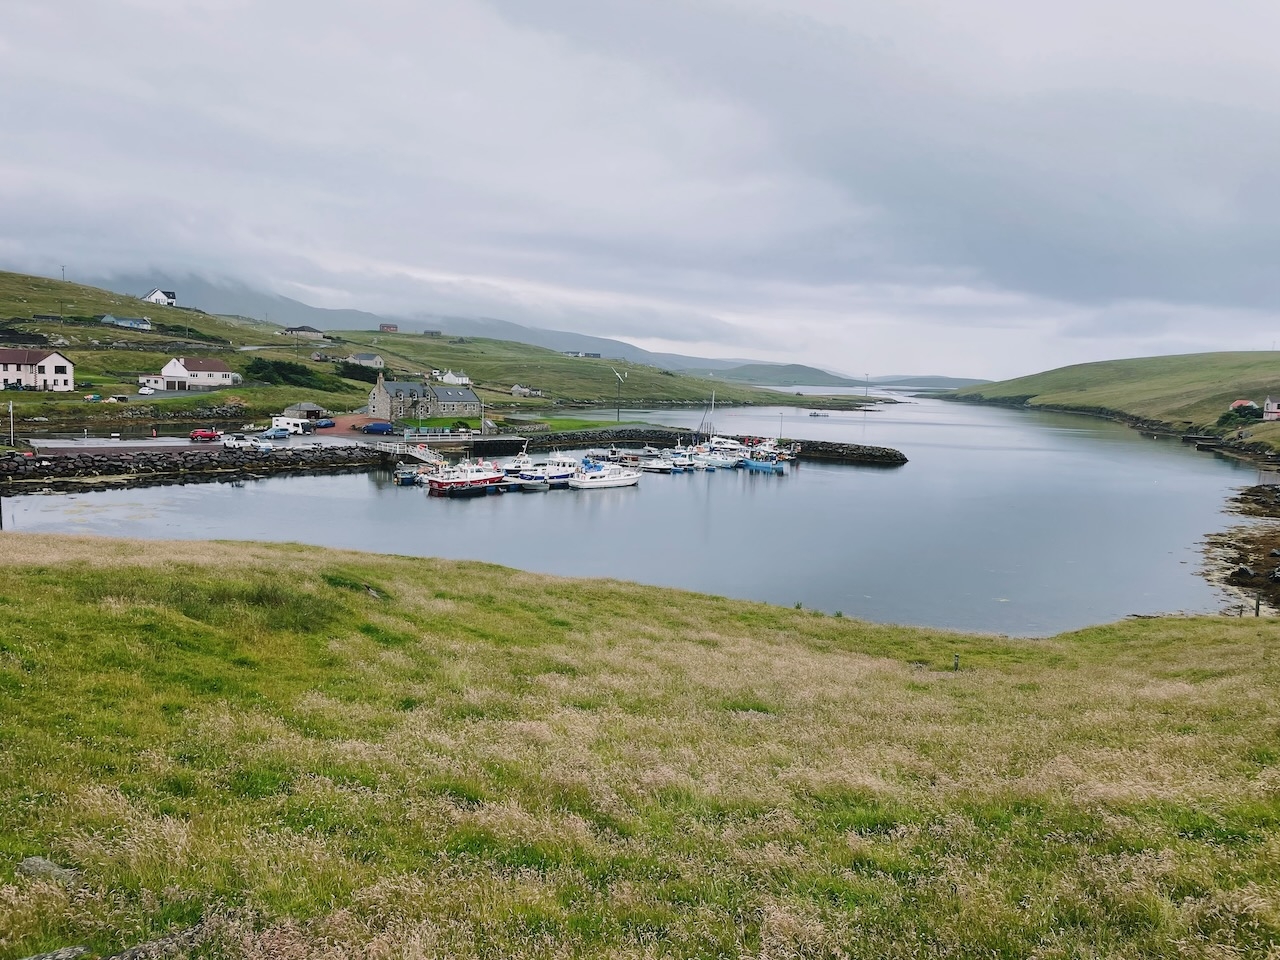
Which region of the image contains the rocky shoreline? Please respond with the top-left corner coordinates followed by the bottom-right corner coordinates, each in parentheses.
top-left (1202, 484), bottom-right (1280, 614)
top-left (0, 445), bottom-right (384, 495)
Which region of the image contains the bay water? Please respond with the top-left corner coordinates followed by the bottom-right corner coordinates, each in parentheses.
top-left (7, 396), bottom-right (1256, 635)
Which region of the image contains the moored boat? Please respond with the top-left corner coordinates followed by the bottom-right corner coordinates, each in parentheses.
top-left (518, 451), bottom-right (579, 488)
top-left (567, 462), bottom-right (641, 489)
top-left (503, 443), bottom-right (535, 476)
top-left (426, 458), bottom-right (506, 496)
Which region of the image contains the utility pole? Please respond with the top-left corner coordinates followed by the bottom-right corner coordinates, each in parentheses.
top-left (61, 265), bottom-right (65, 282)
top-left (865, 373), bottom-right (870, 397)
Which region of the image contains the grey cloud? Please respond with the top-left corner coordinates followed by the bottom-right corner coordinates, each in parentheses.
top-left (1, 0), bottom-right (1278, 380)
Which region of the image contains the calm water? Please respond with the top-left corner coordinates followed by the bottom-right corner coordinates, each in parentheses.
top-left (8, 397), bottom-right (1258, 635)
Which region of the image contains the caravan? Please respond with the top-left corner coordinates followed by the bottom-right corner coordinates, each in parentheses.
top-left (271, 416), bottom-right (315, 435)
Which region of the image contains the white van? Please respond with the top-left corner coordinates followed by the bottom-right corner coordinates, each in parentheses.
top-left (271, 416), bottom-right (314, 435)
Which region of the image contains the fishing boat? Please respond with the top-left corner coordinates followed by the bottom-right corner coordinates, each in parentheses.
top-left (425, 458), bottom-right (506, 496)
top-left (568, 462), bottom-right (641, 489)
top-left (742, 451), bottom-right (785, 475)
top-left (518, 451), bottom-right (579, 489)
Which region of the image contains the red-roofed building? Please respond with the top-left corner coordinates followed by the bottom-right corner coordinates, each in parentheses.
top-left (0, 349), bottom-right (75, 391)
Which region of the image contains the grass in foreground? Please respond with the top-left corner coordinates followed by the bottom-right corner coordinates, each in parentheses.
top-left (0, 535), bottom-right (1278, 958)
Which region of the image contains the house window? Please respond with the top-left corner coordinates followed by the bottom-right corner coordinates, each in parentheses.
top-left (54, 365), bottom-right (67, 374)
top-left (37, 366), bottom-right (45, 374)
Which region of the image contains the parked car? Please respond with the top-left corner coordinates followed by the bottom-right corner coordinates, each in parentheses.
top-left (259, 426), bottom-right (291, 440)
top-left (313, 418), bottom-right (336, 428)
top-left (137, 386), bottom-right (155, 396)
top-left (83, 394), bottom-right (101, 402)
top-left (189, 428), bottom-right (221, 441)
top-left (222, 433), bottom-right (254, 449)
top-left (360, 422), bottom-right (396, 435)
top-left (110, 395), bottom-right (129, 403)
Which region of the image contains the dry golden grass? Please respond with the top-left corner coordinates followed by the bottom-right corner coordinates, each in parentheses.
top-left (0, 533), bottom-right (1278, 958)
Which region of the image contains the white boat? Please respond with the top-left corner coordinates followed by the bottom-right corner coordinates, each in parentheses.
top-left (707, 435), bottom-right (745, 455)
top-left (693, 452), bottom-right (738, 469)
top-left (568, 462), bottom-right (641, 489)
top-left (663, 447), bottom-right (695, 469)
top-left (641, 457), bottom-right (674, 473)
top-left (426, 458), bottom-right (506, 496)
top-left (518, 451), bottom-right (579, 488)
top-left (503, 443), bottom-right (535, 476)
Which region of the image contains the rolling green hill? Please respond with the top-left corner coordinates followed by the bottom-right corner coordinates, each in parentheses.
top-left (952, 351), bottom-right (1280, 446)
top-left (0, 272), bottom-right (860, 427)
top-left (1, 534), bottom-right (1276, 958)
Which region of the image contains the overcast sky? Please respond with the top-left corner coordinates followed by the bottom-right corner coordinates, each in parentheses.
top-left (2, 0), bottom-right (1278, 378)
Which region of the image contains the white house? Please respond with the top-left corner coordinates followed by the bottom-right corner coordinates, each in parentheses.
top-left (1264, 397), bottom-right (1280, 422)
top-left (345, 352), bottom-right (385, 369)
top-left (439, 369), bottom-right (470, 385)
top-left (139, 357), bottom-right (238, 392)
top-left (141, 288), bottom-right (177, 306)
top-left (0, 349), bottom-right (75, 391)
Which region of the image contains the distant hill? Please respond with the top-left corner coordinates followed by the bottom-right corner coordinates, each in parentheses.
top-left (873, 375), bottom-right (990, 389)
top-left (950, 350), bottom-right (1280, 446)
top-left (88, 273), bottom-right (752, 372)
top-left (683, 363), bottom-right (862, 387)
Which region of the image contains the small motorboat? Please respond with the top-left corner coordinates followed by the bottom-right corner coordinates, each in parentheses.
top-left (568, 463), bottom-right (642, 489)
top-left (503, 443), bottom-right (535, 476)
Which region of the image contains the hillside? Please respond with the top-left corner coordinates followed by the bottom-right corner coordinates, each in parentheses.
top-left (0, 272), bottom-right (842, 428)
top-left (1, 534), bottom-right (1276, 958)
top-left (323, 330), bottom-right (828, 408)
top-left (88, 272), bottom-right (753, 371)
top-left (952, 351), bottom-right (1280, 445)
top-left (685, 363), bottom-right (862, 387)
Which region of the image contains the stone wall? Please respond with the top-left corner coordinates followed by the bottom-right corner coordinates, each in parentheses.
top-left (0, 446), bottom-right (383, 494)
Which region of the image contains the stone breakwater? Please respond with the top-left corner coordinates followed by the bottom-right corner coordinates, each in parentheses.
top-left (513, 428), bottom-right (908, 465)
top-left (0, 446), bottom-right (384, 495)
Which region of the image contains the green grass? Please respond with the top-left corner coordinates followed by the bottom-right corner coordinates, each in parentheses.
top-left (952, 351), bottom-right (1280, 447)
top-left (0, 535), bottom-right (1278, 958)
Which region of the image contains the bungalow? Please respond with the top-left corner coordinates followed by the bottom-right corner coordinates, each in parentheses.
top-left (283, 325), bottom-right (325, 340)
top-left (346, 352), bottom-right (385, 369)
top-left (0, 349), bottom-right (75, 391)
top-left (439, 369), bottom-right (470, 385)
top-left (429, 384), bottom-right (481, 417)
top-left (510, 384), bottom-right (544, 398)
top-left (1265, 397), bottom-right (1280, 422)
top-left (101, 314), bottom-right (153, 331)
top-left (139, 357), bottom-right (238, 392)
top-left (141, 288), bottom-right (177, 306)
top-left (368, 373), bottom-right (428, 420)
top-left (378, 323), bottom-right (399, 333)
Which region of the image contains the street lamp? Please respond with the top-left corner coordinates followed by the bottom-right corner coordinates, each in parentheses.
top-left (611, 367), bottom-right (626, 422)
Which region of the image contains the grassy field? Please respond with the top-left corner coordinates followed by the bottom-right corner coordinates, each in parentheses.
top-left (1, 535), bottom-right (1277, 958)
top-left (952, 351), bottom-right (1280, 446)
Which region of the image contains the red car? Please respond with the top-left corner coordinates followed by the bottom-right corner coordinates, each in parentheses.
top-left (189, 428), bottom-right (221, 441)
